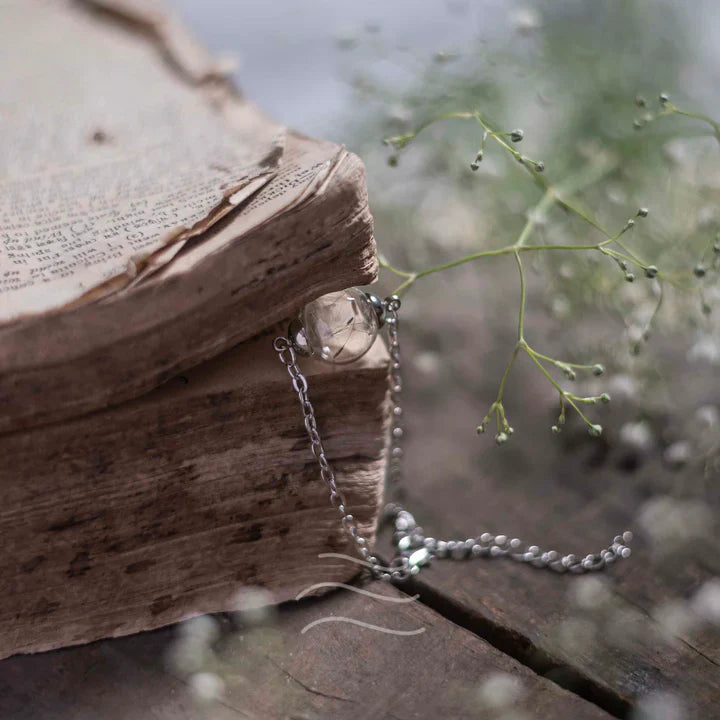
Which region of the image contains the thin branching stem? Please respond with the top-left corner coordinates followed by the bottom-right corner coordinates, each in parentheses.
top-left (381, 108), bottom-right (703, 441)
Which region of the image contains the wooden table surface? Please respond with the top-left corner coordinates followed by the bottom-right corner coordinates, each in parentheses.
top-left (1, 280), bottom-right (719, 719)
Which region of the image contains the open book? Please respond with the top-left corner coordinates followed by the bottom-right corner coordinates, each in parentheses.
top-left (0, 0), bottom-right (377, 430)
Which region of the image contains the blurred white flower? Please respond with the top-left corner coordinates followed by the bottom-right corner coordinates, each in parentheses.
top-left (638, 496), bottom-right (714, 547)
top-left (413, 350), bottom-right (441, 376)
top-left (687, 335), bottom-right (720, 365)
top-left (230, 586), bottom-right (277, 626)
top-left (695, 404), bottom-right (719, 428)
top-left (691, 578), bottom-right (720, 625)
top-left (476, 672), bottom-right (525, 709)
top-left (570, 576), bottom-right (613, 611)
top-left (607, 374), bottom-right (638, 400)
top-left (653, 599), bottom-right (699, 642)
top-left (663, 441), bottom-right (693, 468)
top-left (189, 672), bottom-right (225, 702)
top-left (511, 8), bottom-right (542, 35)
top-left (180, 615), bottom-right (220, 644)
top-left (619, 421), bottom-right (654, 452)
top-left (632, 690), bottom-right (685, 720)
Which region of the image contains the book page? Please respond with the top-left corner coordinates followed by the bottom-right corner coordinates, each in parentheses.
top-left (154, 134), bottom-right (350, 280)
top-left (0, 0), bottom-right (284, 323)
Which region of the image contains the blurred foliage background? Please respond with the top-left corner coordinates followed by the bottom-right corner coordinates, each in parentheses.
top-left (175, 4), bottom-right (720, 716)
top-left (178, 0), bottom-right (720, 565)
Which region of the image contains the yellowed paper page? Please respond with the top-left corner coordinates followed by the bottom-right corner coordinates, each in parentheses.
top-left (0, 0), bottom-right (283, 323)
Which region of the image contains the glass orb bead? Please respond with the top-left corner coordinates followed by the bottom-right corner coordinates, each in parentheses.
top-left (301, 288), bottom-right (379, 364)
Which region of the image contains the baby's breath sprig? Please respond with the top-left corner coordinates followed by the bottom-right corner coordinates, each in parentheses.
top-left (379, 111), bottom-right (671, 440)
top-left (633, 93), bottom-right (720, 143)
top-left (383, 110), bottom-right (546, 173)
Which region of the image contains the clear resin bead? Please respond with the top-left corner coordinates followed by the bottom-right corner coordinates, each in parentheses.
top-left (301, 288), bottom-right (379, 364)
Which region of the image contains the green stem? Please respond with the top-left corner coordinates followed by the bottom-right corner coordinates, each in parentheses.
top-left (515, 251), bottom-right (526, 341)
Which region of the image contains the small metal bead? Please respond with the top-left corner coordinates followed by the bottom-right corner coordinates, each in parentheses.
top-left (480, 533), bottom-right (494, 544)
top-left (395, 511), bottom-right (415, 531)
top-left (398, 535), bottom-right (413, 551)
top-left (620, 547), bottom-right (632, 559)
top-left (509, 538), bottom-right (522, 549)
top-left (409, 548), bottom-right (430, 567)
top-left (435, 541), bottom-right (448, 558)
top-left (622, 530), bottom-right (633, 543)
top-left (490, 545), bottom-right (506, 557)
top-left (391, 447), bottom-right (404, 458)
top-left (392, 427), bottom-right (404, 439)
top-left (393, 406), bottom-right (403, 417)
top-left (424, 537), bottom-right (437, 550)
top-left (527, 545), bottom-right (540, 556)
top-left (451, 543), bottom-right (468, 560)
top-left (495, 535), bottom-right (508, 547)
top-left (471, 544), bottom-right (486, 557)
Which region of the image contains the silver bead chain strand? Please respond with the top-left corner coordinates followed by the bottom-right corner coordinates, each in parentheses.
top-left (382, 295), bottom-right (633, 575)
top-left (275, 294), bottom-right (633, 581)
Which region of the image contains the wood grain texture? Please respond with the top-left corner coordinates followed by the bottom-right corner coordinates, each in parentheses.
top-left (0, 335), bottom-right (388, 659)
top-left (0, 149), bottom-right (376, 433)
top-left (0, 583), bottom-right (613, 720)
top-left (375, 285), bottom-right (720, 720)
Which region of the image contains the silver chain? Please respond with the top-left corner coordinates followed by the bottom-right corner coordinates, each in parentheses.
top-left (275, 295), bottom-right (633, 581)
top-left (273, 336), bottom-right (400, 581)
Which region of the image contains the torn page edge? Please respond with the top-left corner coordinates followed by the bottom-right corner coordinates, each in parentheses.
top-left (151, 144), bottom-right (355, 282)
top-left (124, 172), bottom-right (277, 288)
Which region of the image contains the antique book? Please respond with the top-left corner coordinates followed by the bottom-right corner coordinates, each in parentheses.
top-left (0, 0), bottom-right (377, 430)
top-left (0, 0), bottom-right (387, 658)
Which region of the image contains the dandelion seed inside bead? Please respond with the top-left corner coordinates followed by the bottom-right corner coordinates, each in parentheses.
top-left (301, 289), bottom-right (379, 364)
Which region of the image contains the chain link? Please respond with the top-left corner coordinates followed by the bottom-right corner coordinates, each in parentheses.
top-left (274, 294), bottom-right (633, 582)
top-left (382, 297), bottom-right (633, 576)
top-left (273, 336), bottom-right (400, 581)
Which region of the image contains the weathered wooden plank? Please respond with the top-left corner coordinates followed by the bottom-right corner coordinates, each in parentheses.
top-left (376, 285), bottom-right (720, 719)
top-left (0, 583), bottom-right (613, 719)
top-left (0, 335), bottom-right (388, 659)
